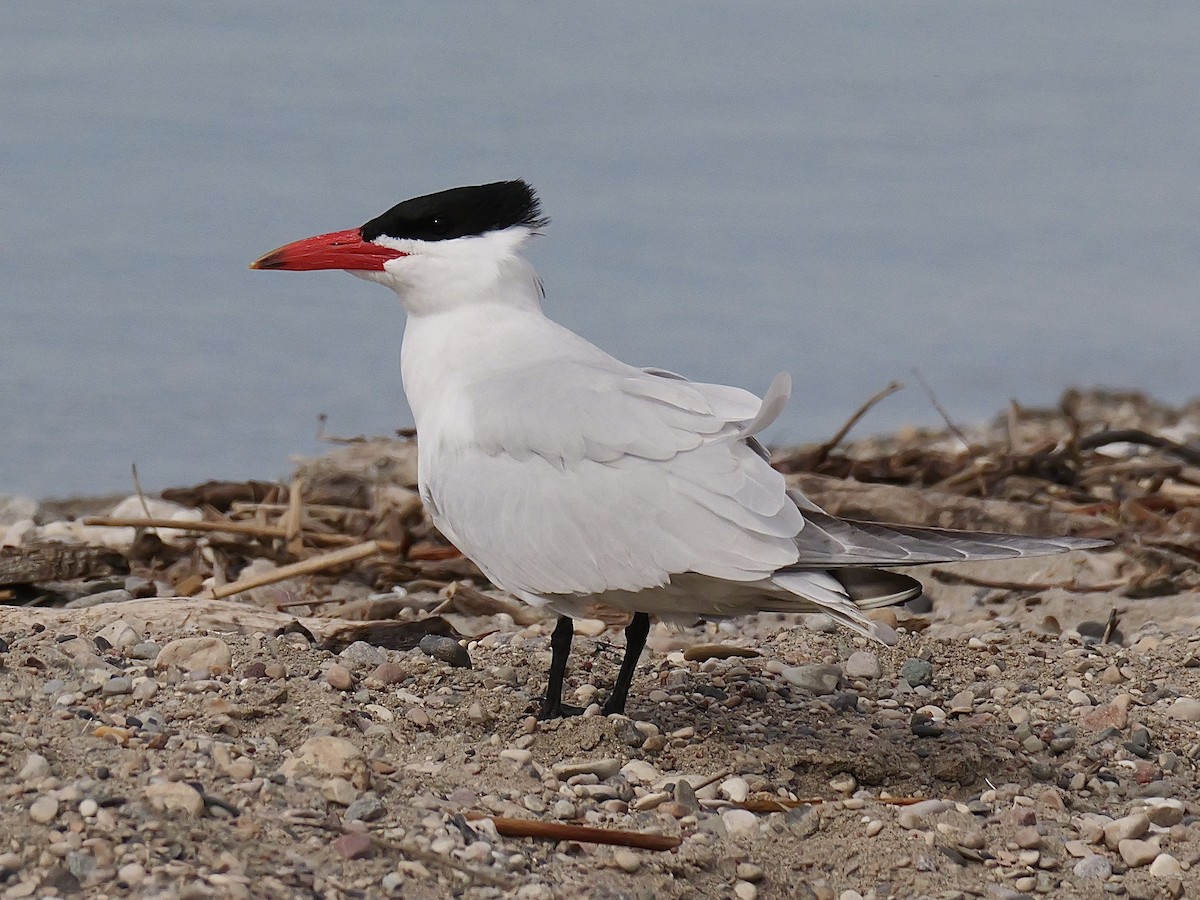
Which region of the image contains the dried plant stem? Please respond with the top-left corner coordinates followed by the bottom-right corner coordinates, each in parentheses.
top-left (83, 516), bottom-right (401, 553)
top-left (209, 541), bottom-right (384, 599)
top-left (464, 813), bottom-right (681, 851)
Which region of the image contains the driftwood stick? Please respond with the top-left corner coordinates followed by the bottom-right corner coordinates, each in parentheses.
top-left (464, 813), bottom-right (680, 851)
top-left (808, 381), bottom-right (905, 467)
top-left (912, 369), bottom-right (972, 449)
top-left (209, 541), bottom-right (384, 600)
top-left (930, 569), bottom-right (1123, 594)
top-left (83, 517), bottom-right (401, 553)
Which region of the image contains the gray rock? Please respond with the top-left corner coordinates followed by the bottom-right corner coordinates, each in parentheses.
top-left (780, 663), bottom-right (842, 695)
top-left (65, 589), bottom-right (133, 609)
top-left (339, 641), bottom-right (387, 668)
top-left (1166, 697), bottom-right (1200, 722)
top-left (155, 636), bottom-right (232, 674)
top-left (101, 676), bottom-right (132, 696)
top-left (1072, 855), bottom-right (1112, 879)
top-left (845, 651), bottom-right (882, 680)
top-left (418, 635), bottom-right (471, 668)
top-left (345, 793), bottom-right (386, 822)
top-left (128, 642), bottom-right (162, 661)
top-left (900, 658), bottom-right (934, 687)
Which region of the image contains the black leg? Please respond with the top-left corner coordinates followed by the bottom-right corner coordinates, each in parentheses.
top-left (539, 616), bottom-right (583, 719)
top-left (602, 612), bottom-right (650, 716)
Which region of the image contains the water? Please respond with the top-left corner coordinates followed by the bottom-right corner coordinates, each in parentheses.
top-left (3, 3), bottom-right (1197, 499)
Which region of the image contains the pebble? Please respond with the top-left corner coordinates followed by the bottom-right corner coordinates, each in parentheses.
top-left (372, 662), bottom-right (407, 684)
top-left (722, 808), bottom-right (759, 834)
top-left (736, 862), bottom-right (765, 883)
top-left (406, 707), bottom-right (431, 727)
top-left (101, 676), bottom-right (132, 696)
top-left (1072, 855), bottom-right (1112, 879)
top-left (95, 620), bottom-right (139, 649)
top-left (322, 777), bottom-right (359, 805)
top-left (325, 664), bottom-right (354, 691)
top-left (1013, 826), bottom-right (1042, 850)
top-left (29, 795), bottom-right (59, 824)
top-left (418, 634), bottom-right (472, 668)
top-left (145, 780), bottom-right (205, 816)
top-left (780, 663), bottom-right (842, 695)
top-left (1165, 697), bottom-right (1200, 721)
top-left (280, 736), bottom-right (368, 787)
top-left (343, 796), bottom-right (384, 825)
top-left (154, 636), bottom-right (232, 674)
top-left (501, 748), bottom-right (533, 766)
top-left (332, 833), bottom-right (374, 860)
top-left (1140, 798), bottom-right (1185, 827)
top-left (844, 651), bottom-right (881, 679)
top-left (898, 799), bottom-right (952, 829)
top-left (1103, 812), bottom-right (1149, 850)
top-left (117, 862), bottom-right (146, 886)
top-left (339, 640), bottom-right (386, 667)
top-left (19, 753), bottom-right (50, 781)
top-left (128, 641), bottom-right (161, 661)
top-left (1149, 853), bottom-right (1183, 878)
top-left (1118, 839), bottom-right (1160, 868)
top-left (613, 848), bottom-right (641, 873)
top-left (734, 882), bottom-right (758, 900)
top-left (899, 658), bottom-right (934, 687)
top-left (719, 776), bottom-right (750, 803)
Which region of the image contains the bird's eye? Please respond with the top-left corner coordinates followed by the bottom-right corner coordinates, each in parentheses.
top-left (430, 217), bottom-right (451, 236)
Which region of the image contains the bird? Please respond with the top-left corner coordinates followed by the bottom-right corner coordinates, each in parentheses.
top-left (251, 180), bottom-right (1110, 719)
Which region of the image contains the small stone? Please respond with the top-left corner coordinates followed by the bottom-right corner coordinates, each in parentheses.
top-left (844, 651), bottom-right (881, 679)
top-left (345, 792), bottom-right (385, 822)
top-left (948, 690), bottom-right (975, 714)
top-left (898, 799), bottom-right (952, 829)
top-left (719, 776), bottom-right (750, 803)
top-left (734, 882), bottom-right (758, 900)
top-left (1166, 697), bottom-right (1200, 722)
top-left (501, 748), bottom-right (533, 766)
top-left (101, 676), bottom-right (132, 696)
top-left (613, 848), bottom-right (641, 873)
top-left (322, 777), bottom-right (359, 806)
top-left (828, 773), bottom-right (857, 795)
top-left (326, 664), bottom-right (354, 691)
top-left (1140, 799), bottom-right (1185, 827)
top-left (155, 636), bottom-right (232, 674)
top-left (673, 779), bottom-right (700, 815)
top-left (128, 641), bottom-right (161, 661)
top-left (144, 781), bottom-right (204, 816)
top-left (280, 736), bottom-right (368, 788)
top-left (95, 620), bottom-right (139, 650)
top-left (736, 862), bottom-right (765, 883)
top-left (1013, 826), bottom-right (1042, 850)
top-left (19, 753), bottom-right (50, 781)
top-left (721, 808), bottom-right (759, 834)
top-left (1080, 695), bottom-right (1130, 730)
top-left (372, 662), bottom-right (407, 684)
top-left (117, 863), bottom-right (146, 886)
top-left (620, 760), bottom-right (660, 784)
top-left (1073, 855), bottom-right (1112, 879)
top-left (78, 798), bottom-right (98, 817)
top-left (418, 634), bottom-right (471, 668)
top-left (332, 833), bottom-right (374, 860)
top-left (406, 707), bottom-right (431, 727)
top-left (865, 819), bottom-right (884, 837)
top-left (899, 658), bottom-right (934, 687)
top-left (339, 640), bottom-right (386, 667)
top-left (1103, 813), bottom-right (1149, 850)
top-left (780, 663), bottom-right (842, 695)
top-left (552, 758), bottom-right (621, 780)
top-left (1118, 838), bottom-right (1160, 868)
top-left (1149, 853), bottom-right (1183, 878)
top-left (29, 795), bottom-right (59, 824)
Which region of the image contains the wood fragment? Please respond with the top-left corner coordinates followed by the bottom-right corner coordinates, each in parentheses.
top-left (209, 541), bottom-right (384, 599)
top-left (806, 381), bottom-right (905, 468)
top-left (930, 569), bottom-right (1124, 594)
top-left (83, 517), bottom-right (402, 553)
top-left (464, 813), bottom-right (681, 851)
top-left (0, 542), bottom-right (126, 585)
top-left (1101, 606), bottom-right (1121, 644)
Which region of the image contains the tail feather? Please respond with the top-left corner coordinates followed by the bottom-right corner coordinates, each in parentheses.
top-left (791, 503), bottom-right (1109, 568)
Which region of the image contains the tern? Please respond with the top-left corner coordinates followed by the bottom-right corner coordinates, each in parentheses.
top-left (252, 180), bottom-right (1108, 718)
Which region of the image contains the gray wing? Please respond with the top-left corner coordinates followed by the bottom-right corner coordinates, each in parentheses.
top-left (788, 502), bottom-right (1110, 568)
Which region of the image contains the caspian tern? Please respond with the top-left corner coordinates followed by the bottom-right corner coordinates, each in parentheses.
top-left (252, 180), bottom-right (1109, 718)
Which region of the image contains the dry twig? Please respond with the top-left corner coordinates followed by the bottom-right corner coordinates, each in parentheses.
top-left (209, 541), bottom-right (384, 599)
top-left (464, 813), bottom-right (680, 851)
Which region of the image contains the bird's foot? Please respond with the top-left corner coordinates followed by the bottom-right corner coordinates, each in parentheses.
top-left (600, 695), bottom-right (629, 717)
top-left (537, 698), bottom-right (586, 720)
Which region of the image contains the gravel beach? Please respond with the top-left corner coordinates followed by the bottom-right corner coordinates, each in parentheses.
top-left (1, 390), bottom-right (1197, 899)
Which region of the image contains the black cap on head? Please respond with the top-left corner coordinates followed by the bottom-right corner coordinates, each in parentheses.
top-left (360, 180), bottom-right (547, 243)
